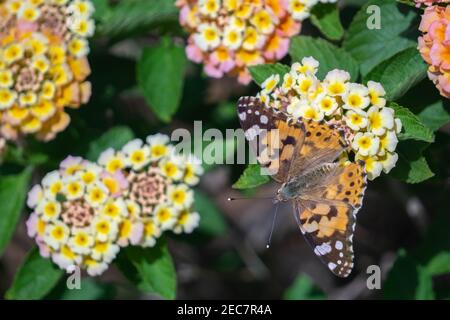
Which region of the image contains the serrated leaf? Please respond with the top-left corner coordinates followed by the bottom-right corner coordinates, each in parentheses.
top-left (6, 247), bottom-right (64, 300)
top-left (194, 191), bottom-right (228, 236)
top-left (418, 101), bottom-right (450, 132)
top-left (137, 38), bottom-right (187, 122)
top-left (364, 48), bottom-right (428, 101)
top-left (283, 274), bottom-right (325, 300)
top-left (232, 164), bottom-right (270, 190)
top-left (116, 241), bottom-right (176, 299)
top-left (310, 3), bottom-right (344, 41)
top-left (343, 0), bottom-right (417, 76)
top-left (0, 167), bottom-right (33, 257)
top-left (249, 63), bottom-right (290, 86)
top-left (390, 103), bottom-right (434, 143)
top-left (425, 252), bottom-right (450, 277)
top-left (95, 0), bottom-right (178, 40)
top-left (86, 126), bottom-right (135, 161)
top-left (289, 36), bottom-right (359, 81)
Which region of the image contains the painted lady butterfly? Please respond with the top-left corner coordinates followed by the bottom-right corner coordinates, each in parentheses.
top-left (237, 96), bottom-right (367, 277)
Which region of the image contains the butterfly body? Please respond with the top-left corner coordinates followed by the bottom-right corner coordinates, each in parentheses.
top-left (276, 162), bottom-right (338, 202)
top-left (237, 96), bottom-right (368, 277)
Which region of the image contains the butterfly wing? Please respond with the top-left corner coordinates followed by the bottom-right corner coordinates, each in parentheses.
top-left (287, 119), bottom-right (348, 180)
top-left (237, 96), bottom-right (305, 183)
top-left (293, 161), bottom-right (367, 277)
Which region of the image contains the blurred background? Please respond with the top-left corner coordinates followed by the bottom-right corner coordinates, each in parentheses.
top-left (1, 0), bottom-right (450, 300)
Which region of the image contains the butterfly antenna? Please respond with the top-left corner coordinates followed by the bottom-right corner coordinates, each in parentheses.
top-left (266, 203), bottom-right (280, 249)
top-left (227, 196), bottom-right (274, 201)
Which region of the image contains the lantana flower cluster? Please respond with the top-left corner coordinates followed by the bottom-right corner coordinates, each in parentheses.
top-left (176, 0), bottom-right (336, 84)
top-left (0, 0), bottom-right (94, 141)
top-left (257, 57), bottom-right (402, 180)
top-left (26, 134), bottom-right (203, 276)
top-left (415, 0), bottom-right (449, 7)
top-left (418, 4), bottom-right (450, 98)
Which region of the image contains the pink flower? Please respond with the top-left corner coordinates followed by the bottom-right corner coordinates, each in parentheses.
top-left (26, 213), bottom-right (39, 238)
top-left (60, 156), bottom-right (83, 171)
top-left (186, 43), bottom-right (203, 63)
top-left (176, 0), bottom-right (309, 84)
top-left (418, 4), bottom-right (450, 98)
top-left (27, 185), bottom-right (43, 208)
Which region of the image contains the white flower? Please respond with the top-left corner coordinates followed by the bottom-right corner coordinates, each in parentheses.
top-left (314, 94), bottom-right (338, 116)
top-left (288, 0), bottom-right (313, 21)
top-left (69, 228), bottom-right (94, 255)
top-left (167, 184), bottom-right (194, 209)
top-left (183, 155), bottom-right (204, 185)
top-left (85, 183), bottom-right (109, 207)
top-left (343, 83), bottom-right (370, 111)
top-left (323, 69), bottom-right (350, 96)
top-left (52, 246), bottom-right (81, 270)
top-left (194, 23), bottom-right (221, 51)
top-left (380, 152), bottom-right (398, 174)
top-left (0, 89), bottom-right (17, 109)
top-left (98, 148), bottom-right (126, 173)
top-left (160, 158), bottom-right (184, 181)
top-left (91, 242), bottom-right (120, 263)
top-left (367, 81), bottom-right (386, 108)
top-left (294, 73), bottom-right (318, 96)
top-left (154, 205), bottom-right (178, 231)
top-left (281, 72), bottom-right (295, 93)
top-left (147, 134), bottom-right (170, 160)
top-left (84, 258), bottom-right (109, 277)
top-left (223, 26), bottom-right (243, 50)
top-left (291, 56), bottom-right (319, 75)
top-left (344, 110), bottom-right (368, 131)
top-left (92, 217), bottom-right (118, 242)
top-left (356, 154), bottom-right (383, 180)
top-left (261, 74), bottom-right (280, 94)
top-left (100, 199), bottom-right (127, 221)
top-left (173, 211), bottom-right (200, 234)
top-left (394, 118), bottom-right (403, 135)
top-left (44, 222), bottom-right (70, 250)
top-left (69, 17), bottom-right (95, 37)
top-left (142, 220), bottom-right (162, 247)
top-left (63, 178), bottom-right (85, 200)
top-left (288, 98), bottom-right (324, 121)
top-left (352, 132), bottom-right (380, 157)
top-left (199, 0), bottom-right (220, 18)
top-left (37, 200), bottom-right (61, 222)
top-left (68, 0), bottom-right (95, 18)
top-left (122, 139), bottom-right (151, 170)
top-left (367, 106), bottom-right (394, 136)
top-left (379, 130), bottom-right (399, 155)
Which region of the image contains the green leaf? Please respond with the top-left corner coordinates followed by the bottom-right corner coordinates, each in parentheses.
top-left (137, 38), bottom-right (187, 122)
top-left (283, 274), bottom-right (325, 300)
top-left (363, 48), bottom-right (428, 101)
top-left (418, 101), bottom-right (450, 132)
top-left (310, 3), bottom-right (344, 41)
top-left (58, 279), bottom-right (115, 300)
top-left (6, 247), bottom-right (63, 300)
top-left (391, 141), bottom-right (434, 184)
top-left (194, 191), bottom-right (228, 236)
top-left (343, 0), bottom-right (417, 76)
top-left (232, 164), bottom-right (270, 190)
top-left (0, 167), bottom-right (33, 257)
top-left (91, 0), bottom-right (111, 22)
top-left (95, 0), bottom-right (178, 40)
top-left (249, 63), bottom-right (290, 86)
top-left (289, 36), bottom-right (359, 81)
top-left (116, 240), bottom-right (176, 299)
top-left (86, 126), bottom-right (135, 161)
top-left (425, 252), bottom-right (450, 277)
top-left (416, 267), bottom-right (435, 300)
top-left (390, 103), bottom-right (434, 143)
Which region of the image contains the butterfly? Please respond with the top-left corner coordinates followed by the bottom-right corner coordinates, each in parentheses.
top-left (237, 96), bottom-right (367, 277)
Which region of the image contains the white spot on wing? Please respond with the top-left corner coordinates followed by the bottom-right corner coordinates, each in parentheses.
top-left (260, 115), bottom-right (269, 124)
top-left (335, 241), bottom-right (343, 250)
top-left (239, 112), bottom-right (246, 121)
top-left (328, 262), bottom-right (337, 271)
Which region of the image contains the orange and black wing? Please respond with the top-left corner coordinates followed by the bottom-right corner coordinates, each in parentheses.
top-left (237, 96), bottom-right (305, 183)
top-left (293, 161), bottom-right (367, 277)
